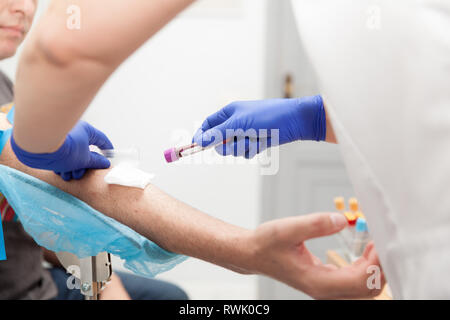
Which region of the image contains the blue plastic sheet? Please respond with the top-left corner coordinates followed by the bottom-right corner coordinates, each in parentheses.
top-left (0, 164), bottom-right (187, 277)
top-left (0, 129), bottom-right (10, 261)
top-left (0, 216), bottom-right (5, 260)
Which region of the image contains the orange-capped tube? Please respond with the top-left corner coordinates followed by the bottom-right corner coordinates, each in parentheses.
top-left (334, 197), bottom-right (345, 212)
top-left (349, 197), bottom-right (359, 212)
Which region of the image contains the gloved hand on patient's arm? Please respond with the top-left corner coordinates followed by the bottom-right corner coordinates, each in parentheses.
top-left (10, 121), bottom-right (113, 181)
top-left (192, 95), bottom-right (328, 158)
top-left (247, 212), bottom-right (384, 299)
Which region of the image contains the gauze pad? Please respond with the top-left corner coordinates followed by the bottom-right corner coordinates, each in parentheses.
top-left (98, 148), bottom-right (154, 189)
top-left (104, 163), bottom-right (154, 189)
top-left (0, 165), bottom-right (187, 277)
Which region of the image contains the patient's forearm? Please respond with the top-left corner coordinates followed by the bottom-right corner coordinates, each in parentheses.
top-left (0, 127), bottom-right (386, 299)
top-left (14, 0), bottom-right (195, 153)
top-left (0, 141), bottom-right (254, 274)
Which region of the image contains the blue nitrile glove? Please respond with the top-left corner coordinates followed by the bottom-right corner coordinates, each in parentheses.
top-left (192, 95), bottom-right (326, 159)
top-left (10, 121), bottom-right (113, 181)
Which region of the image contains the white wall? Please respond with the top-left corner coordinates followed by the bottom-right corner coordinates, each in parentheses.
top-left (0, 0), bottom-right (268, 299)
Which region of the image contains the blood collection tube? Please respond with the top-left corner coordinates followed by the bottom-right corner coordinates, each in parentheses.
top-left (349, 197), bottom-right (365, 220)
top-left (344, 211), bottom-right (357, 226)
top-left (164, 140), bottom-right (228, 163)
top-left (334, 197), bottom-right (345, 213)
top-left (353, 218), bottom-right (370, 257)
top-left (349, 197), bottom-right (359, 212)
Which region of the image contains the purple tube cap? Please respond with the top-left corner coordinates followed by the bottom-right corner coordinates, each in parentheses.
top-left (164, 148), bottom-right (178, 163)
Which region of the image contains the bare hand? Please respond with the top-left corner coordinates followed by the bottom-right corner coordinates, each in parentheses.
top-left (248, 213), bottom-right (384, 299)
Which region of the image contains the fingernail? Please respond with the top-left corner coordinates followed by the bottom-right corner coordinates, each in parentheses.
top-left (330, 213), bottom-right (347, 228)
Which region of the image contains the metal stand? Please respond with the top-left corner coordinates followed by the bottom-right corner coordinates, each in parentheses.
top-left (56, 251), bottom-right (112, 300)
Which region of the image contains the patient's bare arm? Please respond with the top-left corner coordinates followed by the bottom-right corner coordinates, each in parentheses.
top-left (0, 118), bottom-right (383, 299)
top-left (1, 116), bottom-right (249, 273)
top-left (0, 139), bottom-right (251, 274)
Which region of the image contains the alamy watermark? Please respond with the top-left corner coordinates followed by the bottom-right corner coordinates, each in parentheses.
top-left (67, 5), bottom-right (81, 30)
top-left (66, 264), bottom-right (81, 290)
top-left (367, 265), bottom-right (382, 290)
top-left (366, 5), bottom-right (382, 30)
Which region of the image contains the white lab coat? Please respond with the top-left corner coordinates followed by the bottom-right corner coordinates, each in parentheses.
top-left (291, 0), bottom-right (450, 299)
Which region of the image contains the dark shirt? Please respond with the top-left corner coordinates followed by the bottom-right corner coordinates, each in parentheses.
top-left (0, 70), bottom-right (57, 300)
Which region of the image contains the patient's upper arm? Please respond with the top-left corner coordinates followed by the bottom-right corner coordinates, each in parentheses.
top-left (0, 114), bottom-right (113, 205)
top-left (0, 114), bottom-right (152, 238)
